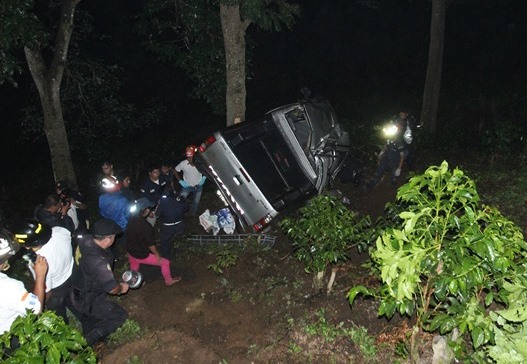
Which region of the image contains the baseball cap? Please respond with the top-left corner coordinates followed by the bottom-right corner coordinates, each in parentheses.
top-left (134, 198), bottom-right (155, 212)
top-left (93, 219), bottom-right (122, 237)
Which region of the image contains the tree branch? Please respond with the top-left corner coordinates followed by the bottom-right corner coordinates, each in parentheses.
top-left (49, 0), bottom-right (81, 84)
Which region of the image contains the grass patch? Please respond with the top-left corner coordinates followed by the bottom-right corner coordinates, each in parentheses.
top-left (107, 319), bottom-right (142, 345)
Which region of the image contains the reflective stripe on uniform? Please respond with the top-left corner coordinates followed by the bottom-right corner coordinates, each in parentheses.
top-left (162, 221), bottom-right (182, 226)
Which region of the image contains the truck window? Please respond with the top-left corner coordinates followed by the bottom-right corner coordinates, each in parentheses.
top-left (286, 108), bottom-right (311, 150)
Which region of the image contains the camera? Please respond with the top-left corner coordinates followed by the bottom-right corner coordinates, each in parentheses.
top-left (22, 249), bottom-right (37, 263)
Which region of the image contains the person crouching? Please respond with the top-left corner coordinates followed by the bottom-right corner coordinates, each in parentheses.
top-left (125, 198), bottom-right (181, 286)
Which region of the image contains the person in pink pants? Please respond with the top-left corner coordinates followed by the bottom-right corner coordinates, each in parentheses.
top-left (125, 198), bottom-right (181, 286)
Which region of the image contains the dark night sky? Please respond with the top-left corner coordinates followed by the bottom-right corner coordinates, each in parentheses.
top-left (1, 0), bottom-right (526, 191)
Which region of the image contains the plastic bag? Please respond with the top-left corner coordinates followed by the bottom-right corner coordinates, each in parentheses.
top-left (199, 208), bottom-right (236, 235)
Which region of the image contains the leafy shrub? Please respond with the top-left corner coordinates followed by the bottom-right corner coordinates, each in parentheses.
top-left (0, 311), bottom-right (96, 363)
top-left (280, 195), bottom-right (371, 287)
top-left (348, 161), bottom-right (527, 363)
top-left (481, 120), bottom-right (525, 166)
top-left (207, 244), bottom-right (241, 275)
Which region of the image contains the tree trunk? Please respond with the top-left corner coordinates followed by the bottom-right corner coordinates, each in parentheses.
top-left (313, 270), bottom-right (325, 291)
top-left (24, 0), bottom-right (80, 187)
top-left (420, 0), bottom-right (446, 136)
top-left (220, 3), bottom-right (248, 127)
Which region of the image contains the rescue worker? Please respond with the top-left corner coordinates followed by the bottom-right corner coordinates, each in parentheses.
top-left (0, 228), bottom-right (48, 335)
top-left (366, 117), bottom-right (407, 188)
top-left (98, 175), bottom-right (130, 231)
top-left (98, 175), bottom-right (130, 263)
top-left (12, 219), bottom-right (74, 323)
top-left (70, 218), bottom-right (129, 345)
top-left (156, 182), bottom-right (188, 258)
top-left (98, 160), bottom-right (122, 195)
top-left (174, 145), bottom-right (206, 216)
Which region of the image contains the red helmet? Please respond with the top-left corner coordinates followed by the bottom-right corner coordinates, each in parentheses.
top-left (101, 175), bottom-right (121, 193)
top-left (185, 145), bottom-right (197, 157)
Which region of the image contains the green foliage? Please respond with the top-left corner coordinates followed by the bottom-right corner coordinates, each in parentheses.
top-left (207, 244), bottom-right (241, 274)
top-left (474, 165), bottom-right (527, 222)
top-left (239, 0), bottom-right (299, 32)
top-left (304, 308), bottom-right (341, 342)
top-left (0, 0), bottom-right (44, 85)
top-left (280, 194), bottom-right (372, 274)
top-left (348, 161), bottom-right (527, 362)
top-left (302, 308), bottom-right (377, 360)
top-left (0, 311), bottom-right (96, 363)
top-left (136, 0), bottom-right (298, 114)
top-left (481, 120), bottom-right (525, 162)
top-left (19, 50), bottom-right (165, 162)
top-left (2, 1), bottom-right (163, 161)
top-left (343, 325), bottom-right (377, 360)
top-left (107, 319), bottom-right (142, 346)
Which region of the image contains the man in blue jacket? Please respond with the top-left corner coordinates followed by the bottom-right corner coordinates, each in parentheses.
top-left (98, 175), bottom-right (130, 231)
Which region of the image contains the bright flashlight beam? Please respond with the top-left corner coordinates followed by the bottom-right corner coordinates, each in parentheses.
top-left (382, 124), bottom-right (398, 138)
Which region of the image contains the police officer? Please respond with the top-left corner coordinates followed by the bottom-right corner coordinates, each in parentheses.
top-left (139, 163), bottom-right (165, 206)
top-left (0, 228), bottom-right (48, 335)
top-left (12, 219), bottom-right (74, 323)
top-left (160, 161), bottom-right (175, 189)
top-left (70, 218), bottom-right (129, 345)
top-left (156, 182), bottom-right (188, 258)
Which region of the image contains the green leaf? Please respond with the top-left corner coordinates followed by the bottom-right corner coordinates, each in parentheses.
top-left (484, 291), bottom-right (494, 307)
top-left (439, 316), bottom-right (457, 334)
top-left (496, 304), bottom-right (527, 322)
top-left (471, 326), bottom-right (485, 348)
top-left (347, 285), bottom-right (372, 305)
top-left (429, 314), bottom-right (449, 332)
top-left (46, 344), bottom-right (61, 363)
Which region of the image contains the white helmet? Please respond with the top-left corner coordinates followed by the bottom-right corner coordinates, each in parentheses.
top-left (0, 229), bottom-right (20, 265)
top-left (101, 175), bottom-right (121, 193)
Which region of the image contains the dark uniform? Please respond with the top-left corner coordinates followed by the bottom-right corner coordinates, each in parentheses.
top-left (35, 207), bottom-right (75, 234)
top-left (139, 178), bottom-right (164, 206)
top-left (159, 170), bottom-right (173, 190)
top-left (70, 234), bottom-right (128, 345)
top-left (156, 191), bottom-right (188, 258)
top-left (368, 120), bottom-right (407, 188)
